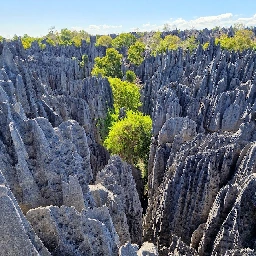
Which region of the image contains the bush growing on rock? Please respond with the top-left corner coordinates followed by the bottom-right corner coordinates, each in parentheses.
top-left (108, 78), bottom-right (141, 112)
top-left (95, 35), bottom-right (113, 47)
top-left (104, 111), bottom-right (152, 165)
top-left (125, 70), bottom-right (137, 83)
top-left (112, 33), bottom-right (137, 49)
top-left (215, 28), bottom-right (256, 51)
top-left (128, 41), bottom-right (146, 65)
top-left (91, 48), bottom-right (123, 78)
top-left (79, 54), bottom-right (89, 68)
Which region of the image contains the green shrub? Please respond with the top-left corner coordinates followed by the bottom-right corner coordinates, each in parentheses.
top-left (104, 111), bottom-right (152, 165)
top-left (96, 35), bottom-right (113, 47)
top-left (125, 70), bottom-right (136, 83)
top-left (203, 42), bottom-right (210, 50)
top-left (112, 33), bottom-right (136, 49)
top-left (79, 54), bottom-right (88, 68)
top-left (128, 41), bottom-right (146, 65)
top-left (108, 77), bottom-right (141, 112)
top-left (215, 28), bottom-right (255, 51)
top-left (92, 48), bottom-right (123, 78)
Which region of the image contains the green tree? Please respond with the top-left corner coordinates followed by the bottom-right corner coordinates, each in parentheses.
top-left (21, 34), bottom-right (45, 50)
top-left (181, 36), bottom-right (198, 52)
top-left (104, 111), bottom-right (152, 165)
top-left (125, 70), bottom-right (136, 83)
top-left (215, 28), bottom-right (255, 51)
top-left (108, 78), bottom-right (141, 112)
top-left (128, 41), bottom-right (146, 65)
top-left (164, 35), bottom-right (181, 50)
top-left (112, 33), bottom-right (136, 49)
top-left (79, 54), bottom-right (89, 68)
top-left (96, 35), bottom-right (113, 47)
top-left (149, 31), bottom-right (163, 56)
top-left (91, 48), bottom-right (123, 78)
top-left (202, 42), bottom-right (210, 50)
top-left (59, 28), bottom-right (73, 45)
top-left (45, 29), bottom-right (90, 47)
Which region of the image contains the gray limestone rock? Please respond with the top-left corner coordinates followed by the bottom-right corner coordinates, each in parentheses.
top-left (119, 242), bottom-right (139, 256)
top-left (27, 205), bottom-right (119, 256)
top-left (0, 171), bottom-right (50, 256)
top-left (141, 37), bottom-right (256, 256)
top-left (137, 242), bottom-right (159, 256)
top-left (95, 156), bottom-right (143, 245)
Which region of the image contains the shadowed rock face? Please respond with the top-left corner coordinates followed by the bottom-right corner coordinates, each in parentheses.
top-left (140, 40), bottom-right (256, 255)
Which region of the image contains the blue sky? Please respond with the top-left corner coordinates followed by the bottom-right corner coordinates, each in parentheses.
top-left (1, 0), bottom-right (256, 37)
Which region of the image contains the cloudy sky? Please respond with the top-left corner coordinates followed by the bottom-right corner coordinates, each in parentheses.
top-left (1, 0), bottom-right (256, 37)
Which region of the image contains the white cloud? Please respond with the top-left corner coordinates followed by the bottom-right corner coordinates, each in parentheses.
top-left (236, 14), bottom-right (256, 27)
top-left (138, 13), bottom-right (256, 32)
top-left (86, 24), bottom-right (123, 34)
top-left (66, 14), bottom-right (256, 36)
top-left (162, 13), bottom-right (235, 30)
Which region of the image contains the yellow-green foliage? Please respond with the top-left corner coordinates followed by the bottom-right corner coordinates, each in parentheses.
top-left (128, 41), bottom-right (146, 65)
top-left (203, 42), bottom-right (210, 50)
top-left (125, 70), bottom-right (136, 83)
top-left (79, 54), bottom-right (89, 68)
top-left (108, 78), bottom-right (141, 112)
top-left (96, 35), bottom-right (113, 47)
top-left (92, 48), bottom-right (123, 78)
top-left (215, 28), bottom-right (256, 51)
top-left (21, 34), bottom-right (46, 50)
top-left (57, 28), bottom-right (90, 47)
top-left (181, 36), bottom-right (198, 52)
top-left (148, 31), bottom-right (162, 55)
top-left (112, 33), bottom-right (136, 49)
top-left (164, 35), bottom-right (181, 50)
top-left (148, 32), bottom-right (198, 55)
top-left (156, 34), bottom-right (182, 54)
top-left (104, 111), bottom-right (152, 165)
top-left (20, 28), bottom-right (90, 50)
top-left (21, 34), bottom-right (37, 49)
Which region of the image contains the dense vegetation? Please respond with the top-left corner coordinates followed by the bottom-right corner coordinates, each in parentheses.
top-left (104, 111), bottom-right (152, 166)
top-left (92, 48), bottom-right (123, 78)
top-left (3, 25), bottom-right (255, 54)
top-left (14, 28), bottom-right (90, 49)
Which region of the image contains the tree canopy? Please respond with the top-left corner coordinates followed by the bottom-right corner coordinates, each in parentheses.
top-left (108, 78), bottom-right (141, 112)
top-left (91, 48), bottom-right (123, 78)
top-left (125, 70), bottom-right (136, 83)
top-left (104, 111), bottom-right (152, 165)
top-left (215, 28), bottom-right (256, 51)
top-left (112, 33), bottom-right (137, 49)
top-left (128, 41), bottom-right (146, 65)
top-left (96, 35), bottom-right (113, 47)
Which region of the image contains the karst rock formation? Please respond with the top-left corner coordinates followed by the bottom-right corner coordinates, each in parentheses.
top-left (0, 29), bottom-right (256, 256)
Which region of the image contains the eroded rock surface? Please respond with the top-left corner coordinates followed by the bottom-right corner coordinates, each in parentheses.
top-left (141, 39), bottom-right (256, 255)
top-left (0, 40), bottom-right (146, 255)
top-left (2, 29), bottom-right (256, 255)
top-left (0, 171), bottom-right (50, 256)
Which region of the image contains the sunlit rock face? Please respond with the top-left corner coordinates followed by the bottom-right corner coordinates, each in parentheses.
top-left (140, 38), bottom-right (256, 255)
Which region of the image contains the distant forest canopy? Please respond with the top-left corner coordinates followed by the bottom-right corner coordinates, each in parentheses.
top-left (1, 24), bottom-right (256, 54)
